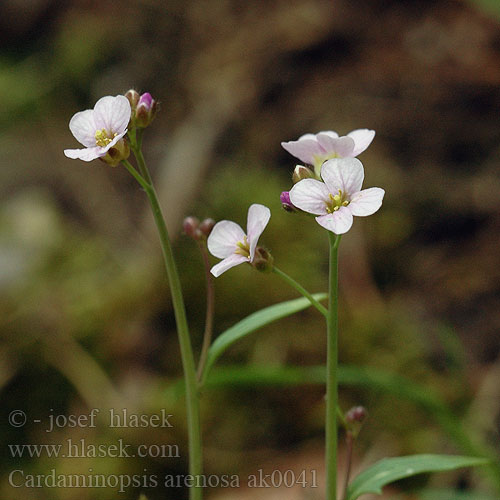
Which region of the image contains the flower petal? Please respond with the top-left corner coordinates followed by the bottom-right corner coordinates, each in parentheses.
top-left (69, 109), bottom-right (97, 147)
top-left (99, 130), bottom-right (128, 153)
top-left (349, 187), bottom-right (385, 216)
top-left (316, 207), bottom-right (353, 234)
top-left (281, 138), bottom-right (325, 165)
top-left (246, 204), bottom-right (271, 261)
top-left (316, 130), bottom-right (339, 139)
top-left (93, 95), bottom-right (131, 134)
top-left (210, 254), bottom-right (248, 277)
top-left (207, 220), bottom-right (246, 259)
top-left (321, 158), bottom-right (364, 196)
top-left (347, 129), bottom-right (375, 156)
top-left (316, 134), bottom-right (355, 158)
top-left (64, 146), bottom-right (103, 162)
top-left (298, 133), bottom-right (320, 140)
top-left (289, 179), bottom-right (330, 215)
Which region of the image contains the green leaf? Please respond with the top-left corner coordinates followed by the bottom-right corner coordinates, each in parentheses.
top-left (203, 364), bottom-right (451, 416)
top-left (345, 454), bottom-right (488, 500)
top-left (200, 294), bottom-right (326, 384)
top-left (204, 365), bottom-right (326, 388)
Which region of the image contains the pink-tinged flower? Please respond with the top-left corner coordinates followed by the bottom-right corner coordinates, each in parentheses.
top-left (289, 158), bottom-right (384, 234)
top-left (281, 129), bottom-right (375, 171)
top-left (64, 95), bottom-right (131, 163)
top-left (207, 204), bottom-right (271, 277)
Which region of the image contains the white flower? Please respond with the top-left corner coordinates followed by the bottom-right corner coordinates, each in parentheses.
top-left (64, 95), bottom-right (131, 162)
top-left (281, 129), bottom-right (375, 170)
top-left (207, 204), bottom-right (271, 277)
top-left (289, 158), bottom-right (384, 234)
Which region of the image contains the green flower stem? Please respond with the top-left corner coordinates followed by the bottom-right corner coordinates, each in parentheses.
top-left (121, 157), bottom-right (203, 500)
top-left (272, 267), bottom-right (328, 318)
top-left (341, 431), bottom-right (354, 500)
top-left (133, 130), bottom-right (153, 185)
top-left (326, 232), bottom-right (341, 500)
top-left (336, 406), bottom-right (347, 429)
top-left (196, 241), bottom-right (215, 381)
top-left (122, 159), bottom-right (149, 190)
top-left (272, 265), bottom-right (347, 424)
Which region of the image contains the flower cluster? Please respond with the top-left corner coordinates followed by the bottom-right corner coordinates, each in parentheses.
top-left (62, 95), bottom-right (481, 499)
top-left (281, 128), bottom-right (384, 235)
top-left (63, 94), bottom-right (384, 270)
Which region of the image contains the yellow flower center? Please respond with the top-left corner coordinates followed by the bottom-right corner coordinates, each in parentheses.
top-left (326, 189), bottom-right (349, 213)
top-left (235, 236), bottom-right (250, 258)
top-left (95, 129), bottom-right (117, 147)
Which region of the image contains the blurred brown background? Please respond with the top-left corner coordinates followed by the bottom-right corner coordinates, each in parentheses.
top-left (1, 0), bottom-right (500, 499)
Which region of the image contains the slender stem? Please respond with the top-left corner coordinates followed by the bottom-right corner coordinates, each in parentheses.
top-left (336, 406), bottom-right (347, 429)
top-left (122, 156), bottom-right (203, 500)
top-left (122, 160), bottom-right (149, 190)
top-left (273, 265), bottom-right (347, 428)
top-left (127, 126), bottom-right (137, 149)
top-left (133, 132), bottom-right (153, 185)
top-left (326, 232), bottom-right (341, 500)
top-left (342, 431), bottom-right (354, 500)
top-left (272, 267), bottom-right (328, 318)
top-left (196, 241), bottom-right (215, 381)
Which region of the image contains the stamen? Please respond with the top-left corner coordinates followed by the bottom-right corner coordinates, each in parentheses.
top-left (95, 129), bottom-right (117, 147)
top-left (235, 236), bottom-right (250, 258)
top-left (326, 189), bottom-right (350, 213)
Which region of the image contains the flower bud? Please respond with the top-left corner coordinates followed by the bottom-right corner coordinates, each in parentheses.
top-left (183, 216), bottom-right (201, 239)
top-left (100, 138), bottom-right (130, 167)
top-left (135, 92), bottom-right (158, 128)
top-left (292, 164), bottom-right (314, 183)
top-left (125, 89), bottom-right (140, 111)
top-left (345, 406), bottom-right (367, 436)
top-left (199, 218), bottom-right (216, 238)
top-left (252, 246), bottom-right (274, 273)
top-left (280, 191), bottom-right (296, 212)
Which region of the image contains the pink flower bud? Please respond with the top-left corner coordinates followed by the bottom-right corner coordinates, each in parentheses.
top-left (280, 191), bottom-right (296, 212)
top-left (346, 406), bottom-right (367, 424)
top-left (199, 218), bottom-right (216, 237)
top-left (135, 92), bottom-right (158, 128)
top-left (345, 406), bottom-right (367, 437)
top-left (138, 92), bottom-right (153, 110)
top-left (183, 216), bottom-right (200, 239)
